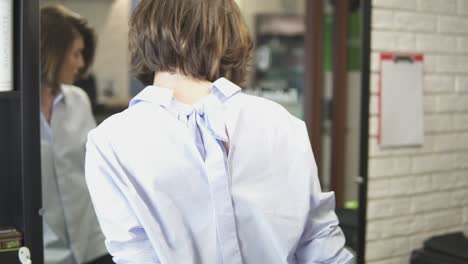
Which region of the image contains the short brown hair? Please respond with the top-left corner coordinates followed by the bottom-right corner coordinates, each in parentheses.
top-left (129, 0), bottom-right (253, 86)
top-left (41, 5), bottom-right (96, 89)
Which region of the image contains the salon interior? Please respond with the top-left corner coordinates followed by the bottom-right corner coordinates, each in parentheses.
top-left (1, 0), bottom-right (468, 263)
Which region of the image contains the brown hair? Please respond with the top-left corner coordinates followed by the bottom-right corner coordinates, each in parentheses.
top-left (41, 5), bottom-right (96, 90)
top-left (129, 0), bottom-right (253, 86)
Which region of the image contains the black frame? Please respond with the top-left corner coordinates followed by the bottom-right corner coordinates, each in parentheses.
top-left (357, 0), bottom-right (371, 263)
top-left (0, 0), bottom-right (42, 263)
top-left (20, 0), bottom-right (42, 261)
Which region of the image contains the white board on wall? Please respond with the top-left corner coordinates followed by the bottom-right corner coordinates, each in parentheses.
top-left (0, 0), bottom-right (13, 92)
top-left (379, 53), bottom-right (424, 147)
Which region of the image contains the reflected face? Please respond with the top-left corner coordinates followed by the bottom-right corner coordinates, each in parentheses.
top-left (59, 35), bottom-right (85, 84)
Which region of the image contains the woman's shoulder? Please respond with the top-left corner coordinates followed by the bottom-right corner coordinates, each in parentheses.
top-left (233, 92), bottom-right (303, 127)
top-left (89, 100), bottom-right (165, 139)
top-left (229, 92), bottom-right (306, 144)
top-left (230, 92), bottom-right (309, 152)
top-left (61, 84), bottom-right (91, 106)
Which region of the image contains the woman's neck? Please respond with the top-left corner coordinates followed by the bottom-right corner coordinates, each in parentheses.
top-left (153, 72), bottom-right (212, 105)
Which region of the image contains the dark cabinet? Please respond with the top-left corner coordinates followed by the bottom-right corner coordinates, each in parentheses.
top-left (0, 0), bottom-right (42, 263)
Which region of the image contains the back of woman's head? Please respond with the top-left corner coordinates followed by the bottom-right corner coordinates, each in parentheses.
top-left (41, 5), bottom-right (96, 89)
top-left (129, 0), bottom-right (253, 86)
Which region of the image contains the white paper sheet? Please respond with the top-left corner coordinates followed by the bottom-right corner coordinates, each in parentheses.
top-left (0, 0), bottom-right (13, 92)
top-left (380, 56), bottom-right (424, 147)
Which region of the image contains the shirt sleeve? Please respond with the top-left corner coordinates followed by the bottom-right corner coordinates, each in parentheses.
top-left (85, 130), bottom-right (161, 264)
top-left (294, 121), bottom-right (354, 264)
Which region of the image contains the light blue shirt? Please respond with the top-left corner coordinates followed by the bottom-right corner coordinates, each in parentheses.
top-left (40, 84), bottom-right (108, 264)
top-left (85, 78), bottom-right (353, 264)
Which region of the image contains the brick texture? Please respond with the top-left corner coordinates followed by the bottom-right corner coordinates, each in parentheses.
top-left (368, 0), bottom-right (468, 263)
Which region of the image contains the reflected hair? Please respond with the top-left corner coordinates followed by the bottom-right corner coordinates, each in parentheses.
top-left (129, 0), bottom-right (253, 86)
top-left (40, 5), bottom-right (96, 90)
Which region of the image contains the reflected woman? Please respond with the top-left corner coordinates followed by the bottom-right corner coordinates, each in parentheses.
top-left (40, 5), bottom-right (111, 264)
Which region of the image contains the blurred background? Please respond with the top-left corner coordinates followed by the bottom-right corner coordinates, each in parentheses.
top-left (1, 0), bottom-right (468, 263)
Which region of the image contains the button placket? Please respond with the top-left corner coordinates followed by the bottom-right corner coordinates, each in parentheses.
top-left (197, 117), bottom-right (242, 264)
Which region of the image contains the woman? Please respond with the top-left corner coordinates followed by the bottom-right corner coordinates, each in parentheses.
top-left (85, 0), bottom-right (353, 263)
top-left (40, 5), bottom-right (111, 264)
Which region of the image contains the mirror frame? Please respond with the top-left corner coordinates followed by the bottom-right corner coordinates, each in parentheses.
top-left (357, 0), bottom-right (371, 263)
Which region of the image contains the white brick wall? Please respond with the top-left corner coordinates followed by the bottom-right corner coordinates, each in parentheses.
top-left (456, 76), bottom-right (468, 92)
top-left (418, 0), bottom-right (457, 14)
top-left (368, 0), bottom-right (468, 262)
top-left (459, 0), bottom-right (468, 14)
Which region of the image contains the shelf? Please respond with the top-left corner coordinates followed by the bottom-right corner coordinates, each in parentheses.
top-left (0, 0), bottom-right (43, 262)
top-left (0, 249), bottom-right (19, 263)
top-left (0, 91), bottom-right (20, 100)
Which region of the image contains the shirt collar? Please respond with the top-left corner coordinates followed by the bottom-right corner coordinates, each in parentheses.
top-left (129, 77), bottom-right (241, 108)
top-left (50, 84), bottom-right (67, 107)
top-left (54, 91), bottom-right (65, 106)
top-left (212, 77), bottom-right (242, 99)
top-left (39, 88), bottom-right (65, 141)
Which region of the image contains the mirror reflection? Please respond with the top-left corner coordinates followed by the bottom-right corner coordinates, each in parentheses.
top-left (39, 0), bottom-right (367, 263)
top-left (39, 4), bottom-right (112, 264)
